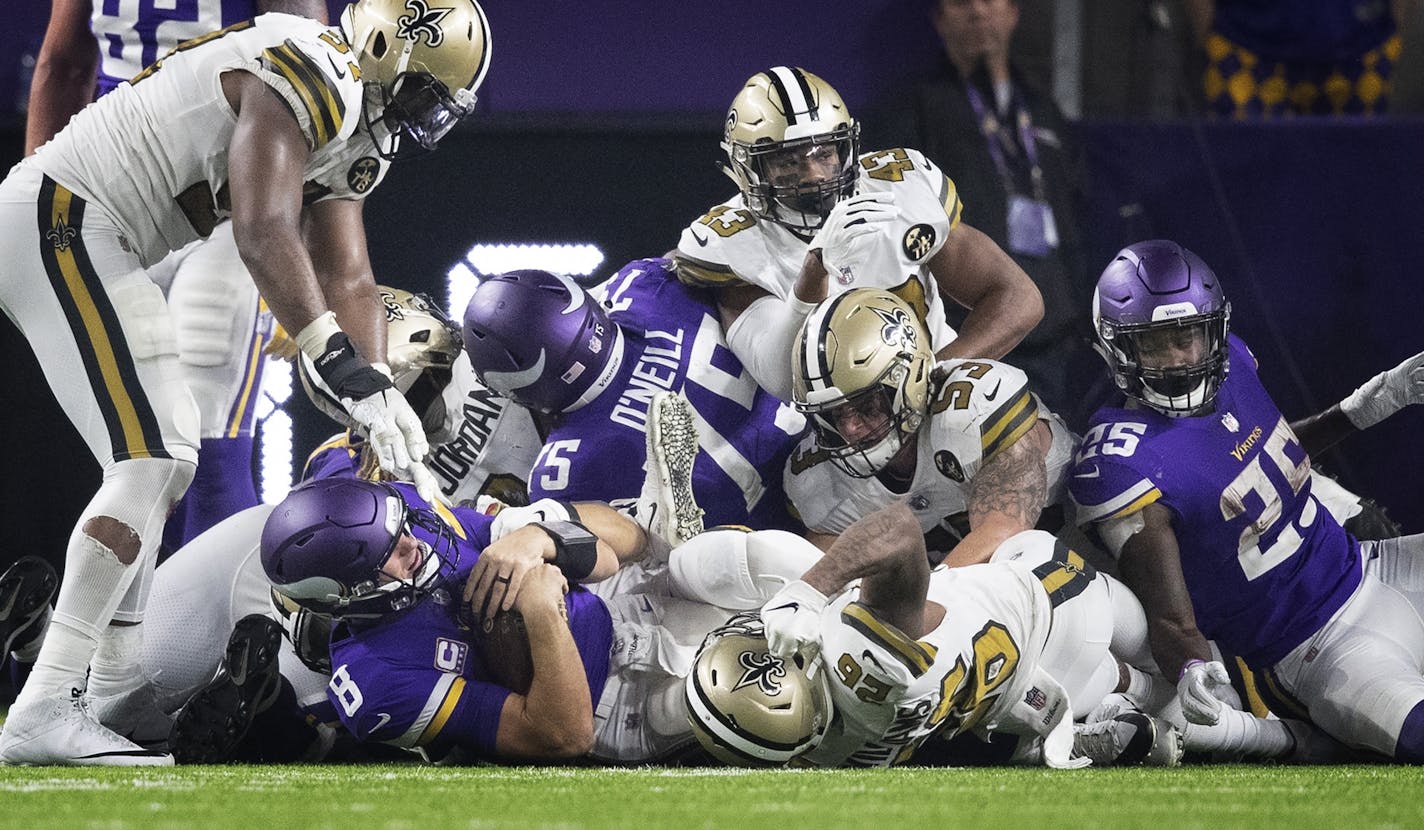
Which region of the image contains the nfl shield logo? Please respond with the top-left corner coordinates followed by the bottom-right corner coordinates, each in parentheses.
top-left (1221, 412), bottom-right (1240, 433)
top-left (1024, 687), bottom-right (1047, 710)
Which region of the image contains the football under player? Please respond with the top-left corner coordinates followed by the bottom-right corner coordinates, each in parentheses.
top-left (1069, 239), bottom-right (1424, 763)
top-left (672, 66), bottom-right (1044, 401)
top-left (785, 288), bottom-right (1076, 566)
top-left (686, 502), bottom-right (1186, 768)
top-left (27, 0), bottom-right (328, 567)
top-left (260, 393), bottom-right (819, 764)
top-left (0, 0), bottom-right (490, 765)
top-left (462, 261), bottom-right (806, 534)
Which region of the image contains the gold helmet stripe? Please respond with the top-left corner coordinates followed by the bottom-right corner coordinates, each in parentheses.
top-left (766, 66), bottom-right (815, 125)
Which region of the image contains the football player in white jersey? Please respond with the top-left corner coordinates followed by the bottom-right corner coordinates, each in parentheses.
top-left (784, 288), bottom-right (1076, 567)
top-left (672, 66), bottom-right (1043, 401)
top-left (0, 0), bottom-right (491, 765)
top-left (27, 0), bottom-right (331, 564)
top-left (686, 502), bottom-right (1184, 768)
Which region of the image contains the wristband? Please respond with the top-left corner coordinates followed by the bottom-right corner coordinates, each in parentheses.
top-left (1178, 658), bottom-right (1205, 682)
top-left (558, 501), bottom-right (583, 523)
top-left (533, 520), bottom-right (599, 580)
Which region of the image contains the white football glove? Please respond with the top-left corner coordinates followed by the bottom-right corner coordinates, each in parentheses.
top-left (342, 384), bottom-right (434, 502)
top-left (759, 580), bottom-right (829, 662)
top-left (489, 498), bottom-right (574, 541)
top-left (809, 192), bottom-right (900, 274)
top-left (1340, 350), bottom-right (1424, 429)
top-left (1177, 659), bottom-right (1231, 726)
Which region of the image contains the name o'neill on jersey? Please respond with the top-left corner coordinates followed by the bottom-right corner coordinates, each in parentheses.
top-left (609, 327), bottom-right (685, 432)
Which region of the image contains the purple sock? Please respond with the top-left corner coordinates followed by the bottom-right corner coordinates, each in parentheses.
top-left (163, 436), bottom-right (258, 552)
top-left (1396, 699), bottom-right (1424, 764)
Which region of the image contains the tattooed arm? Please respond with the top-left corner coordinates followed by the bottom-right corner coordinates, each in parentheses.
top-left (941, 420), bottom-right (1050, 568)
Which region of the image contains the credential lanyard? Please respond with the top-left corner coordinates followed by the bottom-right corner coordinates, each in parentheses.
top-left (964, 83), bottom-right (1046, 203)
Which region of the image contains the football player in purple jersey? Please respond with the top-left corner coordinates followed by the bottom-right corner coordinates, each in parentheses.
top-left (1069, 239), bottom-right (1424, 763)
top-left (259, 394), bottom-right (820, 763)
top-left (462, 261), bottom-right (807, 534)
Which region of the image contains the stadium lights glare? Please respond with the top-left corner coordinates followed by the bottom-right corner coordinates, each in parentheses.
top-left (446, 243), bottom-right (606, 319)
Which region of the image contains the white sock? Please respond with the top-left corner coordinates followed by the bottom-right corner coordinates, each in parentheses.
top-left (1123, 665), bottom-right (1176, 713)
top-left (12, 615), bottom-right (98, 708)
top-left (1182, 706), bottom-right (1294, 759)
top-left (86, 622), bottom-right (145, 698)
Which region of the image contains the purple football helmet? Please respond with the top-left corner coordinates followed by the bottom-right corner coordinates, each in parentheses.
top-left (462, 270), bottom-right (626, 414)
top-left (1094, 240), bottom-right (1231, 415)
top-left (261, 478), bottom-right (454, 620)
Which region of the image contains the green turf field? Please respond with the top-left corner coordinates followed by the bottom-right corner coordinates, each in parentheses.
top-left (0, 763), bottom-right (1421, 830)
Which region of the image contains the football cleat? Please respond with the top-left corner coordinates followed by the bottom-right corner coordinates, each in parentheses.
top-left (89, 682), bottom-right (175, 749)
top-left (637, 391), bottom-right (705, 551)
top-left (1072, 711), bottom-right (1183, 767)
top-left (0, 557), bottom-right (58, 667)
top-left (0, 687), bottom-right (173, 766)
top-left (169, 614), bottom-right (284, 764)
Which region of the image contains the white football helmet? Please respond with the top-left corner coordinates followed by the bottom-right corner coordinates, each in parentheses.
top-left (298, 286), bottom-right (462, 441)
top-left (340, 0), bottom-right (492, 158)
top-left (684, 613), bottom-right (832, 766)
top-left (722, 66), bottom-right (860, 233)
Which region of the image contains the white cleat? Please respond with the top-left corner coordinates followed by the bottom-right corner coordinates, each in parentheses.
top-left (0, 688), bottom-right (173, 766)
top-left (636, 391), bottom-right (705, 552)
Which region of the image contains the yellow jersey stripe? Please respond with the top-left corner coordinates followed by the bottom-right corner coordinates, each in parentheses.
top-left (225, 327), bottom-right (267, 438)
top-left (261, 41), bottom-right (344, 148)
top-left (940, 174), bottom-right (963, 229)
top-left (842, 602), bottom-right (933, 677)
top-left (1103, 488), bottom-right (1163, 521)
top-left (673, 255), bottom-right (745, 288)
top-left (1258, 668), bottom-right (1311, 722)
top-left (43, 181), bottom-right (169, 461)
top-left (417, 677), bottom-right (467, 745)
top-left (1232, 656), bottom-right (1273, 719)
top-left (980, 389), bottom-right (1037, 460)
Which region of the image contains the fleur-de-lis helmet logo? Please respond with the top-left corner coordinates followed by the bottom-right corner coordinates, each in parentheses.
top-left (871, 305), bottom-right (918, 352)
top-left (396, 0), bottom-right (453, 46)
top-left (733, 649), bottom-right (787, 695)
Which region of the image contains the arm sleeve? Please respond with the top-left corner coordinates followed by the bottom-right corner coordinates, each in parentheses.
top-left (725, 294), bottom-right (812, 401)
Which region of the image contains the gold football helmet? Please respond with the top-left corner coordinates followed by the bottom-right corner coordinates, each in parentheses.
top-left (792, 289), bottom-right (933, 477)
top-left (722, 66), bottom-right (860, 233)
top-left (684, 613), bottom-right (832, 766)
top-left (299, 287), bottom-right (462, 441)
top-left (340, 0), bottom-right (492, 159)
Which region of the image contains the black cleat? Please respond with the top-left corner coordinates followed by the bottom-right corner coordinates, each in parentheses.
top-left (169, 614), bottom-right (284, 764)
top-left (0, 557), bottom-right (58, 667)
